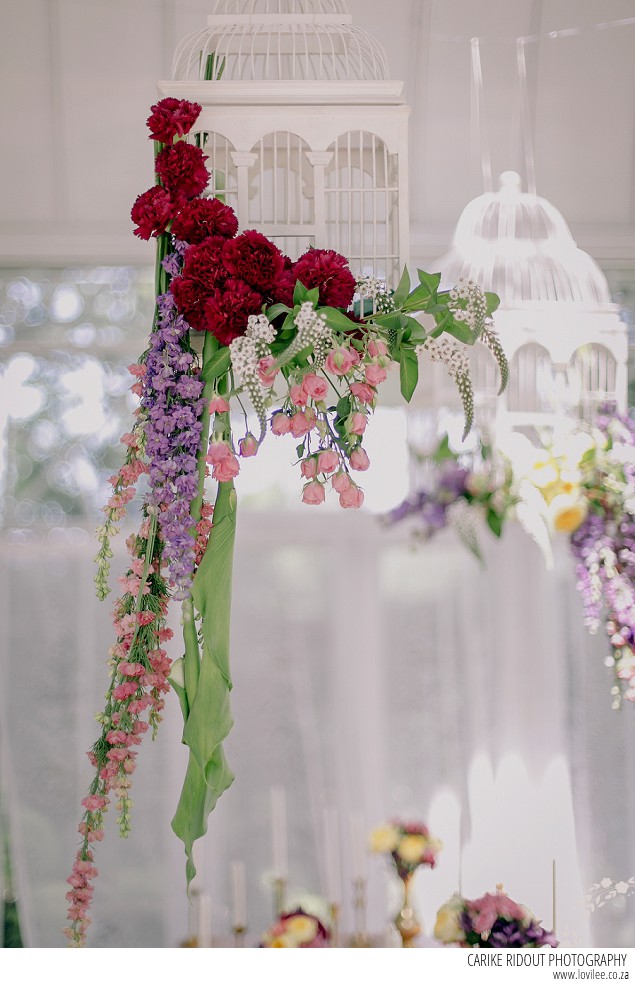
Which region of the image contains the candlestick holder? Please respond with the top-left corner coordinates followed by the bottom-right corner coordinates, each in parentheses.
top-left (328, 902), bottom-right (341, 948)
top-left (272, 876), bottom-right (287, 918)
top-left (232, 924), bottom-right (247, 947)
top-left (349, 876), bottom-right (371, 947)
top-left (179, 936), bottom-right (199, 947)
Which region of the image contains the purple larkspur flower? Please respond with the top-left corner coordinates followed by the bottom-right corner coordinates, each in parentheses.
top-left (138, 270), bottom-right (207, 599)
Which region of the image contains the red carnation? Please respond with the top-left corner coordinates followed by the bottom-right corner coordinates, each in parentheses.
top-left (170, 237), bottom-right (227, 327)
top-left (146, 98), bottom-right (201, 144)
top-left (202, 279), bottom-right (263, 345)
top-left (271, 254), bottom-right (296, 307)
top-left (171, 197), bottom-right (239, 244)
top-left (291, 248), bottom-right (356, 308)
top-left (155, 142), bottom-right (209, 200)
top-left (222, 230), bottom-right (285, 293)
top-left (131, 186), bottom-right (174, 240)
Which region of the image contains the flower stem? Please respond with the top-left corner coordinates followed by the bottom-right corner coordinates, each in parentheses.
top-left (182, 330), bottom-right (220, 707)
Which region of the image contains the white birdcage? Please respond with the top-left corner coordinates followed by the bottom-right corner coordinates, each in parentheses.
top-left (159, 0), bottom-right (409, 284)
top-left (416, 171), bottom-right (627, 429)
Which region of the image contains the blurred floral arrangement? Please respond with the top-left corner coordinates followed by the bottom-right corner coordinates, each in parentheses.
top-left (369, 820), bottom-right (442, 878)
top-left (259, 909), bottom-right (330, 948)
top-left (65, 97), bottom-right (505, 945)
top-left (434, 890), bottom-right (558, 948)
top-left (387, 409), bottom-right (635, 708)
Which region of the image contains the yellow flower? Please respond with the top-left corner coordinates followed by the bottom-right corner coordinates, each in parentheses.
top-left (528, 452), bottom-right (559, 490)
top-left (396, 834), bottom-right (427, 864)
top-left (283, 915), bottom-right (317, 945)
top-left (434, 895), bottom-right (465, 945)
top-left (369, 824), bottom-right (400, 853)
top-left (268, 935), bottom-right (293, 947)
top-left (549, 493), bottom-right (588, 533)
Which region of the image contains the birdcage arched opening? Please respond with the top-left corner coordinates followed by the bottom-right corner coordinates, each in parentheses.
top-left (507, 343), bottom-right (555, 414)
top-left (244, 131), bottom-right (315, 259)
top-left (190, 131), bottom-right (240, 210)
top-left (569, 344), bottom-right (618, 420)
top-left (324, 131), bottom-right (400, 287)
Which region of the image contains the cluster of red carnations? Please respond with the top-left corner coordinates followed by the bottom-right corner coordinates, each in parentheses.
top-left (131, 96), bottom-right (394, 510)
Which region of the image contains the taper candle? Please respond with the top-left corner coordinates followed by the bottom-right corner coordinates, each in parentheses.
top-left (271, 785), bottom-right (288, 880)
top-left (230, 860), bottom-right (247, 927)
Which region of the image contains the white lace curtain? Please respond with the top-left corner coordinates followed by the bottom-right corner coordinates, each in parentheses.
top-left (2, 511), bottom-right (634, 947)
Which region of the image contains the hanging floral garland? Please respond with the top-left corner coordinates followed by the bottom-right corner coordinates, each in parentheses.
top-left (387, 410), bottom-right (635, 709)
top-left (64, 98), bottom-right (506, 945)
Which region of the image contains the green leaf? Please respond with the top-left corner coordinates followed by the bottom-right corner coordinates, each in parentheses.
top-left (306, 286), bottom-right (320, 307)
top-left (392, 265), bottom-right (411, 306)
top-left (322, 306), bottom-right (358, 333)
top-left (168, 658), bottom-right (189, 721)
top-left (336, 395), bottom-right (351, 418)
top-left (417, 270), bottom-right (442, 293)
top-left (485, 292), bottom-right (500, 316)
top-left (372, 312), bottom-right (409, 331)
top-left (266, 303), bottom-right (291, 322)
top-left (486, 509), bottom-right (504, 537)
top-left (402, 283), bottom-right (438, 312)
top-left (432, 434), bottom-right (457, 465)
top-left (199, 346), bottom-right (231, 382)
top-left (399, 348), bottom-right (419, 402)
top-left (172, 479), bottom-right (237, 890)
top-left (445, 319), bottom-right (476, 346)
top-left (293, 280), bottom-right (309, 305)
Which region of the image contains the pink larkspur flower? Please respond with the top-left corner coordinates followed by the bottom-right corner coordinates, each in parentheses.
top-left (209, 396), bottom-right (231, 414)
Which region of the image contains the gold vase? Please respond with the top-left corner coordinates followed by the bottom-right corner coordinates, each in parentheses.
top-left (394, 872), bottom-right (421, 947)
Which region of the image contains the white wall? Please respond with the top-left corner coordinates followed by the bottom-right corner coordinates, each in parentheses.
top-left (0, 0), bottom-right (634, 266)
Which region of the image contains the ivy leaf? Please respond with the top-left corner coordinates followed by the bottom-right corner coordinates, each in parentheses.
top-left (392, 265), bottom-right (411, 306)
top-left (399, 348), bottom-right (419, 402)
top-left (432, 434), bottom-right (457, 465)
top-left (200, 346), bottom-right (231, 382)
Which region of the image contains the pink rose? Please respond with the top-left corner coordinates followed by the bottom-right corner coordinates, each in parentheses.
top-left (368, 338), bottom-right (388, 358)
top-left (290, 384), bottom-right (307, 407)
top-left (339, 485), bottom-right (364, 509)
top-left (209, 396), bottom-right (230, 414)
top-left (302, 374), bottom-right (328, 401)
top-left (301, 457), bottom-right (318, 479)
top-left (365, 363), bottom-right (388, 386)
top-left (317, 450), bottom-right (339, 474)
top-left (347, 412), bottom-right (367, 436)
top-left (271, 413), bottom-right (292, 435)
top-left (302, 481), bottom-right (326, 506)
top-left (239, 433), bottom-right (258, 458)
top-left (349, 447), bottom-right (370, 471)
top-left (332, 471), bottom-right (352, 493)
top-left (258, 355), bottom-right (278, 387)
top-left (350, 381), bottom-right (375, 405)
top-left (214, 454), bottom-right (240, 482)
top-left (290, 409), bottom-right (317, 438)
top-left (325, 346), bottom-right (358, 376)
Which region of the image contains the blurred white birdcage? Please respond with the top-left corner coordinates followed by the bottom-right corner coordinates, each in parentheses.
top-left (161, 0), bottom-right (409, 281)
top-left (414, 171), bottom-right (627, 431)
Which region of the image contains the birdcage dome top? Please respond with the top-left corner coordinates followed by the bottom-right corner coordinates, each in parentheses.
top-left (436, 171), bottom-right (612, 306)
top-left (172, 0), bottom-right (390, 82)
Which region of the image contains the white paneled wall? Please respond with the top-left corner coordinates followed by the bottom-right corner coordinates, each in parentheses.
top-left (0, 0), bottom-right (634, 265)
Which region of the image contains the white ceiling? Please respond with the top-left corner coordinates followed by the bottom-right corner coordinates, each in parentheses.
top-left (1, 0), bottom-right (634, 268)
